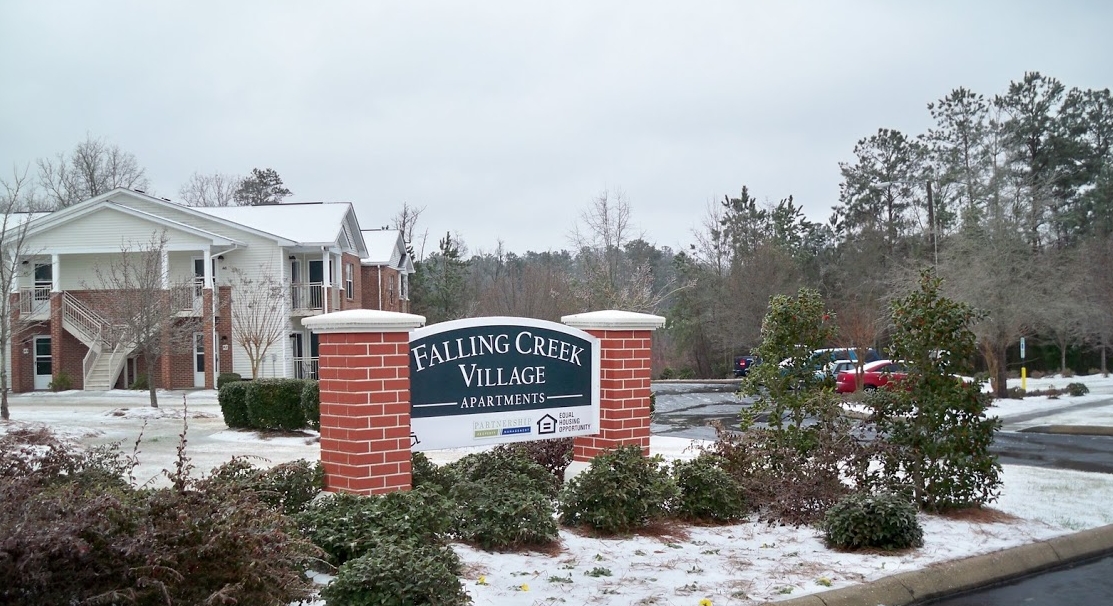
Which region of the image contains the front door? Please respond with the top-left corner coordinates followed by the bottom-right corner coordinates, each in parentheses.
top-left (309, 332), bottom-right (319, 379)
top-left (193, 333), bottom-right (205, 388)
top-left (308, 260), bottom-right (324, 309)
top-left (33, 336), bottom-right (51, 390)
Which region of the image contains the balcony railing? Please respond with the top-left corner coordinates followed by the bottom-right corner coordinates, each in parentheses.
top-left (290, 283), bottom-right (339, 314)
top-left (18, 286), bottom-right (51, 317)
top-left (293, 357), bottom-right (318, 380)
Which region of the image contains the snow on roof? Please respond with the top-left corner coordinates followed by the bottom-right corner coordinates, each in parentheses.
top-left (362, 229), bottom-right (403, 266)
top-left (194, 203), bottom-right (352, 245)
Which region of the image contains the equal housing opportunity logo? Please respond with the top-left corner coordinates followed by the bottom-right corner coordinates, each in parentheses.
top-left (408, 317), bottom-right (600, 451)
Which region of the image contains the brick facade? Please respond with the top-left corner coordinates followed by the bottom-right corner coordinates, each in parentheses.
top-left (572, 329), bottom-right (654, 461)
top-left (310, 319), bottom-right (421, 495)
top-left (360, 265), bottom-right (408, 313)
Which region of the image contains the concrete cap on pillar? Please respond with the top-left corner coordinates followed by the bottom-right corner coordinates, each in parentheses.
top-left (561, 309), bottom-right (666, 331)
top-left (303, 309), bottom-right (426, 333)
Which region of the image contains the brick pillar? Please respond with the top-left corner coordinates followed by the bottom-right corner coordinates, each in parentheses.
top-left (202, 288), bottom-right (215, 389)
top-left (49, 292), bottom-right (63, 389)
top-left (561, 310), bottom-right (665, 480)
top-left (303, 309), bottom-right (426, 496)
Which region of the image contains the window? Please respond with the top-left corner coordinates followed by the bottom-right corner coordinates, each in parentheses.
top-left (389, 274), bottom-right (396, 305)
top-left (344, 263), bottom-right (354, 300)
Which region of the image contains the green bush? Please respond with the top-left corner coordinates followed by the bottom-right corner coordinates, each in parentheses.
top-left (298, 487), bottom-right (453, 565)
top-left (450, 479), bottom-right (558, 550)
top-left (217, 372), bottom-right (242, 388)
top-left (671, 454), bottom-right (748, 523)
top-left (822, 492), bottom-right (924, 551)
top-left (209, 458), bottom-right (324, 516)
top-left (558, 445), bottom-right (678, 534)
top-left (301, 379), bottom-right (320, 430)
top-left (129, 373), bottom-right (149, 390)
top-left (48, 370), bottom-right (73, 392)
top-left (411, 452), bottom-right (459, 495)
top-left (1007, 386), bottom-right (1026, 399)
top-left (1066, 382), bottom-right (1090, 396)
top-left (246, 378), bottom-right (308, 431)
top-left (219, 381), bottom-right (251, 429)
top-left (448, 448), bottom-right (561, 499)
top-left (320, 541), bottom-right (470, 606)
top-left (442, 449), bottom-right (562, 550)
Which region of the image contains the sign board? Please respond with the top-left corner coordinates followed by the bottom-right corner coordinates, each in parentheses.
top-left (1019, 337), bottom-right (1026, 360)
top-left (408, 317), bottom-right (600, 451)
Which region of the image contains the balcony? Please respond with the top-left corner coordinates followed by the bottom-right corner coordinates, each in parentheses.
top-left (18, 286), bottom-right (52, 320)
top-left (290, 283), bottom-right (340, 315)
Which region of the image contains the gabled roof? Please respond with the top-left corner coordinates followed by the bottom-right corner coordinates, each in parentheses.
top-left (23, 188), bottom-right (293, 247)
top-left (195, 203), bottom-right (368, 256)
top-left (361, 229), bottom-right (414, 273)
top-left (19, 189), bottom-right (372, 257)
top-left (24, 199), bottom-right (242, 247)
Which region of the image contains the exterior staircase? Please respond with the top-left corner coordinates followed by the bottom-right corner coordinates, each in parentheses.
top-left (60, 293), bottom-right (134, 391)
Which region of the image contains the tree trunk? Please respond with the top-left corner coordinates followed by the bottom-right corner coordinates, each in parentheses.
top-left (145, 356), bottom-right (159, 408)
top-left (1, 369), bottom-right (8, 421)
top-left (1060, 345), bottom-right (1067, 376)
top-left (995, 343), bottom-right (1009, 397)
top-left (1103, 335), bottom-right (1108, 376)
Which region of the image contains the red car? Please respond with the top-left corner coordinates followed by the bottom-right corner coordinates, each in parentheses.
top-left (836, 360), bottom-right (908, 393)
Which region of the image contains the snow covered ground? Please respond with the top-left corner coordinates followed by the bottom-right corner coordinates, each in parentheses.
top-left (2, 375), bottom-right (1113, 605)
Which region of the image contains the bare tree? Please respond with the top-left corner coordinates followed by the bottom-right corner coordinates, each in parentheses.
top-left (568, 188), bottom-right (683, 313)
top-left (392, 201), bottom-right (429, 262)
top-left (92, 232), bottom-right (200, 407)
top-left (37, 134), bottom-right (149, 209)
top-left (228, 266), bottom-right (289, 379)
top-left (0, 168), bottom-right (39, 420)
top-left (178, 171), bottom-right (243, 207)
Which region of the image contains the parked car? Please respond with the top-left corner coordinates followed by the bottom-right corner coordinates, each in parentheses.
top-left (733, 355), bottom-right (760, 377)
top-left (819, 359), bottom-right (857, 381)
top-left (836, 359), bottom-right (908, 393)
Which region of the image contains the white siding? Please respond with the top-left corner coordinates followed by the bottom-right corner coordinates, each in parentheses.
top-left (24, 207), bottom-right (212, 254)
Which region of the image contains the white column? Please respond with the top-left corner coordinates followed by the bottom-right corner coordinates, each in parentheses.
top-left (203, 249), bottom-right (212, 289)
top-left (321, 248), bottom-right (331, 313)
top-left (161, 251), bottom-right (170, 289)
top-left (51, 254), bottom-right (60, 292)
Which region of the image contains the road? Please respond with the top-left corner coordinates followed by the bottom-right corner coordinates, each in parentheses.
top-left (923, 555), bottom-right (1113, 605)
top-left (650, 382), bottom-right (1113, 473)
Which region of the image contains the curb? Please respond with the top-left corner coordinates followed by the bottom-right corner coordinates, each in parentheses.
top-left (1019, 425), bottom-right (1113, 437)
top-left (777, 524), bottom-right (1113, 606)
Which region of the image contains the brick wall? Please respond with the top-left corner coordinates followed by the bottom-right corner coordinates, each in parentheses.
top-left (339, 253), bottom-right (363, 310)
top-left (359, 265), bottom-right (407, 313)
top-left (573, 329), bottom-right (653, 461)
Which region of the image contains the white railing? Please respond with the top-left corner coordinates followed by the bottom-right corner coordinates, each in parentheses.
top-left (290, 283), bottom-right (335, 312)
top-left (293, 357), bottom-right (319, 380)
top-left (62, 293), bottom-right (106, 347)
top-left (18, 286), bottom-right (51, 315)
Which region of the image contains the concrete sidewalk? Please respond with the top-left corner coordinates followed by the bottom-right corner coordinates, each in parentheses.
top-left (778, 524), bottom-right (1113, 606)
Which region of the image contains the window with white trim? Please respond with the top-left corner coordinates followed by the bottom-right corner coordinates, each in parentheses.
top-left (344, 263), bottom-right (354, 299)
top-left (389, 274), bottom-right (396, 305)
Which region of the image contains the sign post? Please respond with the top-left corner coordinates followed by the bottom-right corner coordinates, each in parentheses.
top-left (1020, 337), bottom-right (1026, 391)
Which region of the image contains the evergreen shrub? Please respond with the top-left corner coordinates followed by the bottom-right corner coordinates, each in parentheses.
top-left (219, 381), bottom-right (251, 428)
top-left (246, 378), bottom-right (307, 430)
top-left (320, 541), bottom-right (470, 606)
top-left (301, 379), bottom-right (320, 430)
top-left (493, 437), bottom-right (574, 483)
top-left (671, 453), bottom-right (748, 523)
top-left (822, 492), bottom-right (923, 551)
top-left (297, 487), bottom-right (453, 565)
top-left (209, 458), bottom-right (324, 516)
top-left (558, 445), bottom-right (678, 534)
top-left (1067, 382), bottom-right (1090, 396)
top-left (217, 372), bottom-right (241, 388)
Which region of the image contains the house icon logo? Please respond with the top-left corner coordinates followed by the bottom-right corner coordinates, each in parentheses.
top-left (537, 414), bottom-right (557, 435)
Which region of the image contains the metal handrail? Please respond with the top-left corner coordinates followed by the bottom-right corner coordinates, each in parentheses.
top-left (62, 293), bottom-right (108, 346)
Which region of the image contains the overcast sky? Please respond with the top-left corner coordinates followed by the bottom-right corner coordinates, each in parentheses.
top-left (2, 1), bottom-right (1111, 257)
